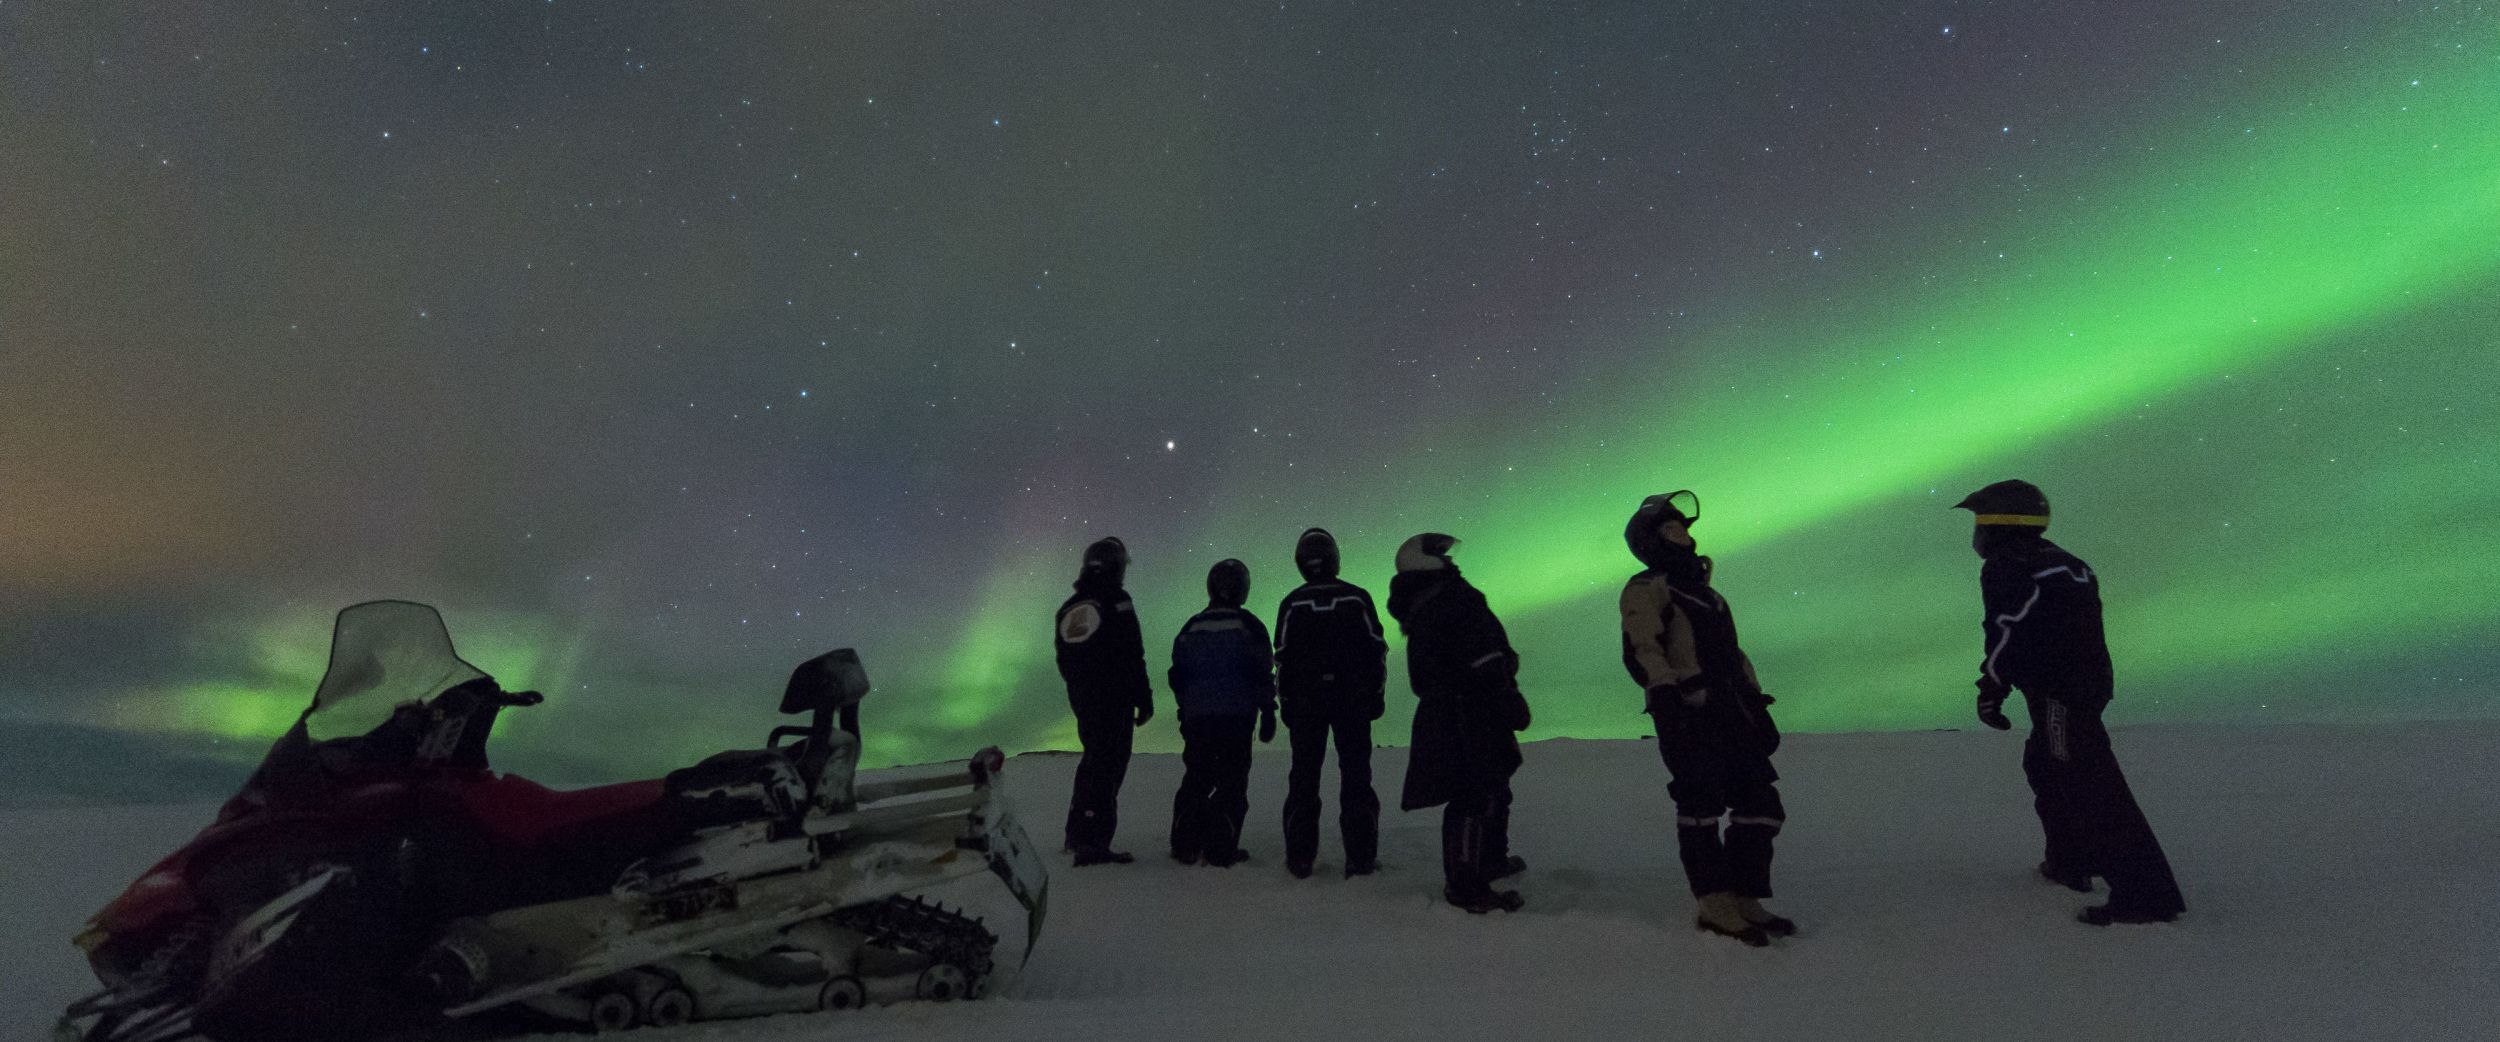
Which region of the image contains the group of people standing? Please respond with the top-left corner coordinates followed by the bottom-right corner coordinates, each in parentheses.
top-left (1050, 479), bottom-right (2186, 944)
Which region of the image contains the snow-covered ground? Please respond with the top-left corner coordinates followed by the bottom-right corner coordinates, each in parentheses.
top-left (9, 721), bottom-right (2496, 1041)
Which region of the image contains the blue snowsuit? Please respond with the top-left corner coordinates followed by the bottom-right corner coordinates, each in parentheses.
top-left (1167, 591), bottom-right (1276, 864)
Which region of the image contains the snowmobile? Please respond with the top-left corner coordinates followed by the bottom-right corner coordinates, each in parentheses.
top-left (57, 600), bottom-right (1048, 1042)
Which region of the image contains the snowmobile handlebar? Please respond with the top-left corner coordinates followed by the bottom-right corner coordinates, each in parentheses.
top-left (430, 680), bottom-right (543, 716)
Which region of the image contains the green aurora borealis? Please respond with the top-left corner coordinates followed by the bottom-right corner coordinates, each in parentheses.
top-left (964, 27), bottom-right (2500, 750)
top-left (2, 2), bottom-right (2493, 781)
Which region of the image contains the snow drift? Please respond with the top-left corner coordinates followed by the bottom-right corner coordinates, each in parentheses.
top-left (8, 721), bottom-right (2494, 1041)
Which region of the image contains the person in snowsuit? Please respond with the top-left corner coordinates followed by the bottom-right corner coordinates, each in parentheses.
top-left (1620, 491), bottom-right (1793, 946)
top-left (1389, 533), bottom-right (1531, 913)
top-left (1956, 479), bottom-right (2186, 925)
top-left (1056, 536), bottom-right (1155, 866)
top-left (1274, 528), bottom-right (1389, 879)
top-left (1166, 558), bottom-right (1279, 866)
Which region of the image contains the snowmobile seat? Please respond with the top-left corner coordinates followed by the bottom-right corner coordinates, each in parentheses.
top-left (663, 749), bottom-right (809, 822)
top-left (458, 774), bottom-right (669, 849)
top-left (453, 775), bottom-right (742, 911)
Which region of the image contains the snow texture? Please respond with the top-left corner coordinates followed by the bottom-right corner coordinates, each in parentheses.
top-left (7, 722), bottom-right (2495, 1041)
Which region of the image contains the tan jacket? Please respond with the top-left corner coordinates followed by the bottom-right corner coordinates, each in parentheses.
top-left (1619, 572), bottom-right (1760, 708)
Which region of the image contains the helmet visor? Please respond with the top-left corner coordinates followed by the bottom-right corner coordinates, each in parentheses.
top-left (1649, 489), bottom-right (1700, 527)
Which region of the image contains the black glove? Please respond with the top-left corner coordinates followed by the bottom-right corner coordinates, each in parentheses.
top-left (1368, 687), bottom-right (1386, 722)
top-left (1258, 709), bottom-right (1277, 744)
top-left (1134, 701), bottom-right (1153, 727)
top-left (1975, 679), bottom-right (2012, 731)
top-left (1651, 681), bottom-right (1706, 711)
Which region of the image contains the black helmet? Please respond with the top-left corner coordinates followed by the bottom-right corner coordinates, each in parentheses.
top-left (1953, 480), bottom-right (2051, 529)
top-left (1080, 536), bottom-right (1130, 586)
top-left (1294, 527), bottom-right (1340, 581)
top-left (1626, 490), bottom-right (1702, 570)
top-left (1394, 532), bottom-right (1459, 574)
top-left (1207, 558), bottom-right (1250, 606)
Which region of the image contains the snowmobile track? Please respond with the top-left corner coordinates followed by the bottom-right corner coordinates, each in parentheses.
top-left (835, 895), bottom-right (998, 992)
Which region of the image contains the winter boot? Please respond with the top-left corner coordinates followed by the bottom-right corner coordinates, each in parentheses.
top-left (1203, 847), bottom-right (1249, 868)
top-left (1736, 896), bottom-right (1796, 937)
top-left (1286, 859), bottom-right (1314, 879)
top-left (1695, 892), bottom-right (1770, 947)
top-left (2078, 902), bottom-right (2178, 926)
top-left (1483, 854), bottom-right (1528, 882)
top-left (1446, 887), bottom-right (1525, 914)
top-left (1343, 858), bottom-right (1379, 878)
top-left (1072, 846), bottom-right (1135, 867)
top-left (2039, 861), bottom-right (2094, 893)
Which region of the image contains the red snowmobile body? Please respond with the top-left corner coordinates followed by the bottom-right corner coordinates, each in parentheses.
top-left (59, 601), bottom-right (958, 1042)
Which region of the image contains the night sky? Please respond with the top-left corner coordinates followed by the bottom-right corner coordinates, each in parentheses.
top-left (4, 2), bottom-right (2493, 781)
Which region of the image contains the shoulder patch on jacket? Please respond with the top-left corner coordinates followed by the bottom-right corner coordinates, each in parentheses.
top-left (1619, 573), bottom-right (1667, 613)
top-left (1059, 602), bottom-right (1104, 643)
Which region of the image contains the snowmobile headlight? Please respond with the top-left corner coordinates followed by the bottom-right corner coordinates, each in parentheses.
top-left (72, 925), bottom-right (109, 953)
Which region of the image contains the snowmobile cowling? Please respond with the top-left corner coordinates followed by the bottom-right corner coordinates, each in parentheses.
top-left (57, 601), bottom-right (1048, 1042)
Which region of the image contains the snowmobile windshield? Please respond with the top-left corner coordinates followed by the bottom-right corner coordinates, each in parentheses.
top-left (304, 601), bottom-right (488, 741)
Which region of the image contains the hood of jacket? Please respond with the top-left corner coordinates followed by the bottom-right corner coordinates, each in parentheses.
top-left (1386, 565), bottom-right (1465, 631)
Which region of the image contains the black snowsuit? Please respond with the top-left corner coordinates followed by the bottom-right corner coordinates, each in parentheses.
top-left (1166, 600), bottom-right (1276, 863)
top-left (1978, 535), bottom-right (2185, 917)
top-left (1056, 578), bottom-right (1154, 853)
top-left (1391, 566), bottom-right (1529, 900)
top-left (1620, 544), bottom-right (1785, 899)
top-left (1274, 573), bottom-right (1389, 872)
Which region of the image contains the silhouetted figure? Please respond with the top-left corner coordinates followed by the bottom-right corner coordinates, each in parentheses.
top-left (1275, 528), bottom-right (1391, 879)
top-left (1389, 533), bottom-right (1530, 913)
top-left (1956, 479), bottom-right (2185, 925)
top-left (1167, 558), bottom-right (1278, 866)
top-left (1620, 491), bottom-right (1791, 946)
top-left (1056, 536), bottom-right (1154, 866)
